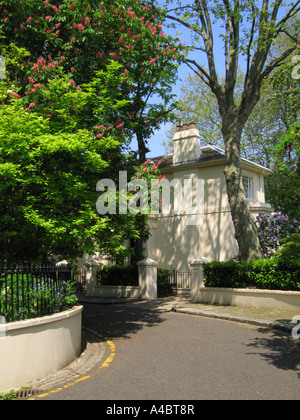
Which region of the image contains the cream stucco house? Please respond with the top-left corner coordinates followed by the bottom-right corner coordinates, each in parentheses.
top-left (77, 123), bottom-right (273, 280)
top-left (144, 123), bottom-right (273, 271)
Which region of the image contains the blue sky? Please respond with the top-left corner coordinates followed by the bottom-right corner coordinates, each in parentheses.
top-left (144, 3), bottom-right (225, 158)
top-left (143, 1), bottom-right (290, 158)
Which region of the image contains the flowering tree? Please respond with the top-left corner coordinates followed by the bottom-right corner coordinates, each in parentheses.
top-left (0, 1), bottom-right (185, 263)
top-left (256, 213), bottom-right (300, 258)
top-left (0, 0), bottom-right (184, 160)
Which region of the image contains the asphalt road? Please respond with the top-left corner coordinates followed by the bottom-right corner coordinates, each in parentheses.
top-left (39, 301), bottom-right (300, 401)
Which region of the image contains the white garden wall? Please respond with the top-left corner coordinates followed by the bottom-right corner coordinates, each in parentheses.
top-left (0, 306), bottom-right (83, 393)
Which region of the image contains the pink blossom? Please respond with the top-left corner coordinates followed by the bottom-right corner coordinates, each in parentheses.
top-left (69, 79), bottom-right (75, 88)
top-left (30, 103), bottom-right (36, 107)
top-left (11, 92), bottom-right (20, 99)
top-left (97, 133), bottom-right (104, 139)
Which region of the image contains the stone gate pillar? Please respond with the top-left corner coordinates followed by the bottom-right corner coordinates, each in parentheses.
top-left (189, 257), bottom-right (209, 303)
top-left (137, 258), bottom-right (158, 300)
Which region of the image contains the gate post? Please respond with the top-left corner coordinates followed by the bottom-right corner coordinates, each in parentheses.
top-left (189, 257), bottom-right (209, 303)
top-left (137, 258), bottom-right (158, 300)
top-left (84, 263), bottom-right (98, 297)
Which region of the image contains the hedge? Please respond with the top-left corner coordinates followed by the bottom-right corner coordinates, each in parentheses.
top-left (203, 258), bottom-right (300, 291)
top-left (96, 265), bottom-right (138, 287)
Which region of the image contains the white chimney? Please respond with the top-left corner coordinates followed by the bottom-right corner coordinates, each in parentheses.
top-left (173, 123), bottom-right (201, 165)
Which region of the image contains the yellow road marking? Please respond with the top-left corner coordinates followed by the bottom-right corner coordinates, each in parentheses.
top-left (28, 328), bottom-right (115, 400)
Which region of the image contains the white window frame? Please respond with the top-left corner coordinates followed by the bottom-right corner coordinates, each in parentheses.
top-left (243, 176), bottom-right (253, 201)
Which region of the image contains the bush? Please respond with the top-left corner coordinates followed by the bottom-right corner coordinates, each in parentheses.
top-left (256, 213), bottom-right (300, 258)
top-left (96, 265), bottom-right (138, 287)
top-left (203, 258), bottom-right (300, 291)
top-left (276, 233), bottom-right (300, 259)
top-left (0, 270), bottom-right (78, 323)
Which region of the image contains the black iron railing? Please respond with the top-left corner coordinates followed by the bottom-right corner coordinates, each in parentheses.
top-left (0, 264), bottom-right (75, 323)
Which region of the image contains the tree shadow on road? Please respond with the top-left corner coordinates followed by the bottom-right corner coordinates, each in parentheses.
top-left (81, 300), bottom-right (169, 342)
top-left (245, 326), bottom-right (300, 378)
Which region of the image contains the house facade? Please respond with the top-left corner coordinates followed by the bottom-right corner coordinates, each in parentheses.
top-left (77, 123), bottom-right (273, 277)
top-left (144, 123), bottom-right (273, 271)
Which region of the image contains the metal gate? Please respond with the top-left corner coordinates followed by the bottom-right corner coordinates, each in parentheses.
top-left (157, 269), bottom-right (177, 297)
top-left (157, 269), bottom-right (191, 297)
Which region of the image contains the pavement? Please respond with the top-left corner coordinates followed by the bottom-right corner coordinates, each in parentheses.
top-left (79, 294), bottom-right (299, 333)
top-left (22, 294), bottom-right (299, 398)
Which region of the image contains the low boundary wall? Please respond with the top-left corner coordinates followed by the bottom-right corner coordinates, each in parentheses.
top-left (190, 256), bottom-right (300, 312)
top-left (93, 285), bottom-right (140, 299)
top-left (194, 287), bottom-right (300, 311)
top-left (0, 306), bottom-right (83, 393)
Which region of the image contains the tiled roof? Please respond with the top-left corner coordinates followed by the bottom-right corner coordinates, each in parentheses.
top-left (151, 145), bottom-right (272, 174)
top-left (151, 146), bottom-right (225, 170)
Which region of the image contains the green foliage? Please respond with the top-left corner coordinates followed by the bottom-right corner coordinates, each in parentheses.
top-left (0, 390), bottom-right (17, 400)
top-left (96, 264), bottom-right (138, 286)
top-left (203, 258), bottom-right (300, 291)
top-left (0, 272), bottom-right (78, 323)
top-left (0, 0), bottom-right (184, 155)
top-left (0, 1), bottom-right (184, 264)
top-left (0, 102), bottom-right (116, 263)
top-left (276, 233), bottom-right (300, 259)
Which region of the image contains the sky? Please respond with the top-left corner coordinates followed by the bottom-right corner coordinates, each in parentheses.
top-left (144, 2), bottom-right (224, 159)
top-left (143, 1), bottom-right (291, 159)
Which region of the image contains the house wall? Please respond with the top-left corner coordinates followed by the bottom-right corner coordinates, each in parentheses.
top-left (146, 161), bottom-right (272, 271)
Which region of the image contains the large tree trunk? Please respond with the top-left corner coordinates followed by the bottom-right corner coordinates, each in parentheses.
top-left (222, 118), bottom-right (263, 261)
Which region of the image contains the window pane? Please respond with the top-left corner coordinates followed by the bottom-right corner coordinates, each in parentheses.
top-left (243, 176), bottom-right (252, 200)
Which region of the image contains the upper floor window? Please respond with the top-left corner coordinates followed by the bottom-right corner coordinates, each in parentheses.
top-left (243, 176), bottom-right (253, 201)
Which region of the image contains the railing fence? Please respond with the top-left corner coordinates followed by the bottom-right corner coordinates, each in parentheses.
top-left (0, 264), bottom-right (72, 323)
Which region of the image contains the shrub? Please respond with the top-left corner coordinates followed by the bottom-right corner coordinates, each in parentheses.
top-left (256, 213), bottom-right (300, 258)
top-left (276, 233), bottom-right (300, 259)
top-left (203, 258), bottom-right (300, 291)
top-left (96, 265), bottom-right (138, 287)
top-left (0, 270), bottom-right (78, 323)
